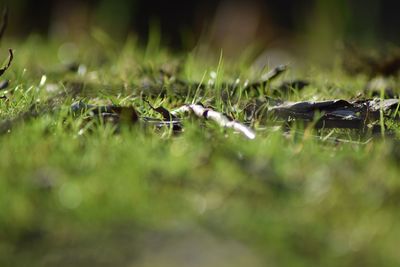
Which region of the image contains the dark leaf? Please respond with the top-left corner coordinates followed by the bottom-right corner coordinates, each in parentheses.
top-left (269, 98), bottom-right (400, 130)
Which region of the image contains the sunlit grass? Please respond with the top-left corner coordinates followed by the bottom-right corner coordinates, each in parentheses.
top-left (0, 35), bottom-right (400, 267)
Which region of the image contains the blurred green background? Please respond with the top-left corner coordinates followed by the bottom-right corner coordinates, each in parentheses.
top-left (4, 0), bottom-right (399, 50)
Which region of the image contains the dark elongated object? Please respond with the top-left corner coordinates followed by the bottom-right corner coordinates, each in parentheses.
top-left (269, 98), bottom-right (400, 130)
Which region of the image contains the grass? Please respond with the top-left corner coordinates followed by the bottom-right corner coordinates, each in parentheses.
top-left (1, 34), bottom-right (400, 267)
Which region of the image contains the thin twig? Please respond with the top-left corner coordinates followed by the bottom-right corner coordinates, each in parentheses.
top-left (172, 104), bottom-right (256, 139)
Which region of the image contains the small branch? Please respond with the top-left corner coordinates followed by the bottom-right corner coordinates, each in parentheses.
top-left (172, 104), bottom-right (256, 139)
